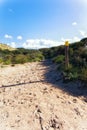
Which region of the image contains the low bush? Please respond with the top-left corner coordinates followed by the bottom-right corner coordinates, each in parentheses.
top-left (52, 55), bottom-right (65, 64)
top-left (62, 65), bottom-right (79, 82)
top-left (12, 54), bottom-right (29, 64)
top-left (80, 68), bottom-right (87, 87)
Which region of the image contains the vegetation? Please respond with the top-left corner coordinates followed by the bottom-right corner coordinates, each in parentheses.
top-left (41, 38), bottom-right (87, 86)
top-left (0, 47), bottom-right (44, 65)
top-left (0, 43), bottom-right (15, 50)
top-left (0, 38), bottom-right (87, 86)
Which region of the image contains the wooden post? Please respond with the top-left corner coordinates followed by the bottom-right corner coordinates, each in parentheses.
top-left (65, 41), bottom-right (69, 69)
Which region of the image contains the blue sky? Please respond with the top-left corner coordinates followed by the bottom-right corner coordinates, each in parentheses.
top-left (0, 0), bottom-right (87, 49)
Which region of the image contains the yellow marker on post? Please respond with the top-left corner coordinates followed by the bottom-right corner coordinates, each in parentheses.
top-left (65, 41), bottom-right (69, 46)
top-left (65, 41), bottom-right (69, 68)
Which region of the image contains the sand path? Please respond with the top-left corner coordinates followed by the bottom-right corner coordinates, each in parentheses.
top-left (0, 60), bottom-right (87, 130)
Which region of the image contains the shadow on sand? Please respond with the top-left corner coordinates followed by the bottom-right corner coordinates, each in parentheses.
top-left (0, 60), bottom-right (87, 99)
top-left (41, 60), bottom-right (87, 98)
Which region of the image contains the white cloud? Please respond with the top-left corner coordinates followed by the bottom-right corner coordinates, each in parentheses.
top-left (22, 37), bottom-right (81, 49)
top-left (72, 22), bottom-right (77, 26)
top-left (17, 36), bottom-right (23, 40)
top-left (4, 34), bottom-right (13, 39)
top-left (78, 0), bottom-right (87, 4)
top-left (79, 30), bottom-right (87, 37)
top-left (10, 42), bottom-right (16, 48)
top-left (67, 0), bottom-right (87, 4)
top-left (7, 43), bottom-right (10, 46)
top-left (73, 36), bottom-right (80, 42)
top-left (61, 38), bottom-right (72, 42)
top-left (61, 36), bottom-right (80, 43)
top-left (22, 39), bottom-right (63, 49)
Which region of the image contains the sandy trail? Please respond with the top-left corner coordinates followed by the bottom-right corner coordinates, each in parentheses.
top-left (0, 60), bottom-right (87, 130)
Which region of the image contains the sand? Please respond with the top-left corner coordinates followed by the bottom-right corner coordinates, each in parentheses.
top-left (0, 60), bottom-right (87, 130)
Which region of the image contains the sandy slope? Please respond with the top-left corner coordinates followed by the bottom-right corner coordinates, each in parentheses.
top-left (0, 60), bottom-right (87, 130)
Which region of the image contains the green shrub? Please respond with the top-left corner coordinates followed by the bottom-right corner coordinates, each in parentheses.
top-left (12, 54), bottom-right (29, 64)
top-left (3, 60), bottom-right (11, 65)
top-left (3, 55), bottom-right (12, 65)
top-left (62, 64), bottom-right (79, 82)
top-left (0, 58), bottom-right (3, 63)
top-left (53, 55), bottom-right (65, 64)
top-left (80, 68), bottom-right (87, 85)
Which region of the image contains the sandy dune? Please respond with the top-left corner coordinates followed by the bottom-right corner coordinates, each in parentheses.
top-left (0, 60), bottom-right (87, 130)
